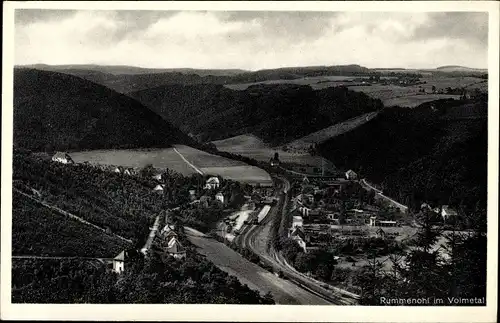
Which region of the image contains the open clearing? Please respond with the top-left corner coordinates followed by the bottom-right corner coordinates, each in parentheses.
top-left (72, 145), bottom-right (272, 185)
top-left (383, 94), bottom-right (461, 108)
top-left (224, 75), bottom-right (364, 91)
top-left (212, 134), bottom-right (326, 167)
top-left (71, 148), bottom-right (198, 175)
top-left (225, 75), bottom-right (486, 108)
top-left (284, 111), bottom-right (379, 151)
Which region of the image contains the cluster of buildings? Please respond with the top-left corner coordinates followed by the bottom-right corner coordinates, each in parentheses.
top-left (420, 203), bottom-right (458, 222)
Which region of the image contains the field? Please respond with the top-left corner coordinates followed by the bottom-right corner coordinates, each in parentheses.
top-left (284, 111), bottom-right (379, 152)
top-left (71, 148), bottom-right (198, 175)
top-left (72, 145), bottom-right (272, 185)
top-left (383, 94), bottom-right (462, 108)
top-left (212, 134), bottom-right (326, 167)
top-left (225, 74), bottom-right (487, 108)
top-left (224, 75), bottom-right (364, 91)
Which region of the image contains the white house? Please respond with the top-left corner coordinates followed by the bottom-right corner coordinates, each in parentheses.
top-left (441, 205), bottom-right (458, 221)
top-left (52, 152), bottom-right (74, 164)
top-left (166, 237), bottom-right (186, 259)
top-left (204, 177), bottom-right (220, 190)
top-left (292, 215), bottom-right (303, 228)
top-left (215, 192), bottom-right (225, 204)
top-left (152, 173), bottom-right (162, 181)
top-left (345, 169), bottom-right (358, 180)
top-left (112, 249), bottom-right (141, 274)
top-left (153, 184), bottom-right (165, 192)
top-left (289, 227), bottom-right (307, 253)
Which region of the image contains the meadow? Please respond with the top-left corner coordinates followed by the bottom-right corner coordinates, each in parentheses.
top-left (212, 134), bottom-right (326, 167)
top-left (72, 145), bottom-right (272, 185)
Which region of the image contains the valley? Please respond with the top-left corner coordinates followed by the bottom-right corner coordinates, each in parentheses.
top-left (9, 62), bottom-right (489, 306)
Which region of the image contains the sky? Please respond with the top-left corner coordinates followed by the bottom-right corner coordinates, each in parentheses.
top-left (14, 10), bottom-right (488, 70)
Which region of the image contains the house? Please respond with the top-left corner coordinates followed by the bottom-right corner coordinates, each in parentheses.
top-left (299, 206), bottom-right (311, 217)
top-left (302, 176), bottom-right (310, 185)
top-left (345, 169), bottom-right (358, 180)
top-left (52, 152), bottom-right (74, 164)
top-left (215, 192), bottom-right (225, 204)
top-left (160, 224), bottom-right (178, 243)
top-left (188, 189), bottom-right (197, 201)
top-left (370, 216), bottom-right (398, 227)
top-left (421, 203), bottom-right (432, 211)
top-left (123, 168), bottom-right (133, 176)
top-left (114, 166), bottom-right (124, 174)
top-left (204, 177), bottom-right (220, 190)
top-left (113, 249), bottom-right (142, 274)
top-left (289, 227), bottom-right (307, 253)
top-left (269, 155), bottom-right (280, 167)
top-left (165, 236), bottom-right (186, 259)
top-left (153, 184), bottom-right (165, 192)
top-left (292, 215), bottom-right (303, 228)
top-left (152, 173), bottom-right (162, 181)
top-left (441, 205), bottom-right (458, 221)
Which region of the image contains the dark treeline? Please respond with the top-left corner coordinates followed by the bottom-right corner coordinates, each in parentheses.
top-left (129, 83), bottom-right (383, 146)
top-left (319, 97), bottom-right (487, 215)
top-left (357, 209), bottom-right (487, 305)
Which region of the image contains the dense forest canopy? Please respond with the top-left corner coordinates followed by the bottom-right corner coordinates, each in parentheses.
top-left (129, 83), bottom-right (383, 146)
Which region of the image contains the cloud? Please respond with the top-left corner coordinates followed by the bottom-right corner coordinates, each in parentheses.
top-left (14, 10), bottom-right (488, 70)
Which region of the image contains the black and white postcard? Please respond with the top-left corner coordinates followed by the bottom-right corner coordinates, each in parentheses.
top-left (1, 1), bottom-right (498, 322)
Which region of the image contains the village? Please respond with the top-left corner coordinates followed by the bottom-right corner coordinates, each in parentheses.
top-left (284, 167), bottom-right (460, 270)
top-left (54, 149), bottom-right (459, 275)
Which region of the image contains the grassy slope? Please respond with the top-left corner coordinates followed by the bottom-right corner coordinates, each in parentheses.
top-left (13, 68), bottom-right (193, 152)
top-left (318, 98), bottom-right (487, 212)
top-left (129, 83), bottom-right (383, 146)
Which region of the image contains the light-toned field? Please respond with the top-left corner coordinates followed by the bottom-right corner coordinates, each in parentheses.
top-left (224, 75), bottom-right (366, 91)
top-left (383, 94), bottom-right (462, 108)
top-left (71, 145), bottom-right (272, 185)
top-left (71, 148), bottom-right (198, 175)
top-left (212, 134), bottom-right (326, 167)
top-left (173, 145), bottom-right (247, 168)
top-left (284, 111), bottom-right (379, 152)
top-left (201, 166), bottom-right (272, 186)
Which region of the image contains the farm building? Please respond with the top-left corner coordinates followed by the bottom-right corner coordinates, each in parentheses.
top-left (441, 205), bottom-right (458, 221)
top-left (52, 152), bottom-right (74, 164)
top-left (205, 177), bottom-right (220, 190)
top-left (345, 169), bottom-right (358, 180)
top-left (113, 249), bottom-right (142, 274)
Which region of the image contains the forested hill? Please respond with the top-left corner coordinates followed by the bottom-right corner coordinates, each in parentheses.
top-left (129, 83), bottom-right (383, 146)
top-left (318, 97), bottom-right (487, 213)
top-left (13, 68), bottom-right (194, 152)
